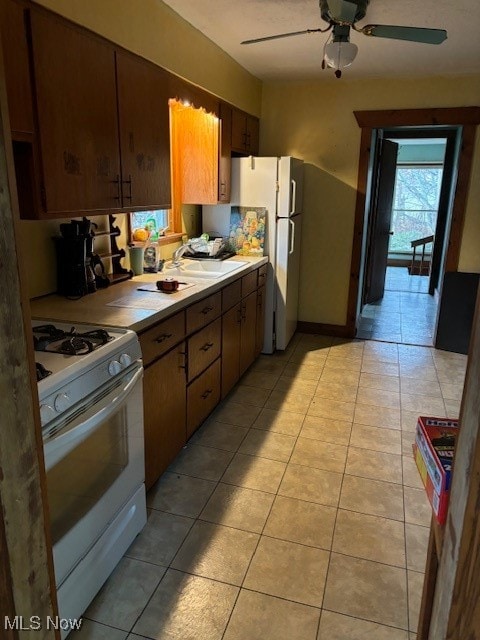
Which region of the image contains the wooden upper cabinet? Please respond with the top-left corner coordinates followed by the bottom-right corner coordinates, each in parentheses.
top-left (168, 74), bottom-right (219, 115)
top-left (116, 51), bottom-right (171, 210)
top-left (231, 108), bottom-right (260, 156)
top-left (0, 0), bottom-right (34, 137)
top-left (218, 102), bottom-right (232, 202)
top-left (29, 11), bottom-right (120, 215)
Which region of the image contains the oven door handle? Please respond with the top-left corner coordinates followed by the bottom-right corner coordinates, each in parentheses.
top-left (43, 366), bottom-right (143, 468)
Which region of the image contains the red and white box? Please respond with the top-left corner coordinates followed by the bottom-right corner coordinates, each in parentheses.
top-left (413, 416), bottom-right (460, 525)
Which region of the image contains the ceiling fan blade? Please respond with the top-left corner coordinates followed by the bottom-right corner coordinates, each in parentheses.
top-left (360, 24), bottom-right (447, 44)
top-left (241, 27), bottom-right (327, 45)
top-left (326, 0), bottom-right (358, 24)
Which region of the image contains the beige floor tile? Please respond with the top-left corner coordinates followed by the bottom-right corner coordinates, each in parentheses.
top-left (252, 408), bottom-right (305, 436)
top-left (238, 428), bottom-right (296, 462)
top-left (323, 553), bottom-right (408, 629)
top-left (361, 360), bottom-right (399, 377)
top-left (359, 372), bottom-right (400, 392)
top-left (402, 455), bottom-right (424, 489)
top-left (126, 510), bottom-right (193, 566)
top-left (85, 557), bottom-right (165, 631)
top-left (324, 355), bottom-right (362, 371)
top-left (265, 389), bottom-right (312, 413)
top-left (314, 381), bottom-right (358, 403)
top-left (226, 384), bottom-right (271, 407)
top-left (223, 589), bottom-right (320, 640)
top-left (222, 453), bottom-right (286, 493)
top-left (133, 569), bottom-right (238, 640)
top-left (279, 463), bottom-right (343, 507)
top-left (147, 472), bottom-right (216, 518)
top-left (350, 423), bottom-right (401, 455)
top-left (398, 345), bottom-right (433, 361)
top-left (70, 620), bottom-right (128, 639)
top-left (308, 397), bottom-right (356, 422)
top-left (340, 475), bottom-right (404, 521)
top-left (404, 486), bottom-right (432, 526)
top-left (282, 361), bottom-right (323, 381)
top-left (318, 609), bottom-right (409, 640)
top-left (363, 342), bottom-right (399, 363)
top-left (248, 356), bottom-right (287, 376)
top-left (444, 399), bottom-right (461, 418)
top-left (274, 376), bottom-right (318, 395)
top-left (332, 509), bottom-right (405, 567)
top-left (190, 421), bottom-right (248, 452)
top-left (300, 416), bottom-right (352, 445)
top-left (399, 362), bottom-right (438, 381)
top-left (354, 404), bottom-right (401, 430)
top-left (239, 370), bottom-right (280, 390)
top-left (400, 394), bottom-right (445, 415)
top-left (440, 382), bottom-right (464, 401)
top-left (171, 520), bottom-right (258, 585)
top-left (402, 431), bottom-right (416, 456)
top-left (244, 536), bottom-right (329, 607)
top-left (199, 483), bottom-right (274, 533)
top-left (400, 377), bottom-right (442, 398)
top-left (290, 437), bottom-right (347, 473)
top-left (405, 523), bottom-right (429, 572)
top-left (356, 386), bottom-right (400, 409)
top-left (408, 570), bottom-right (424, 632)
top-left (329, 338), bottom-right (364, 355)
top-left (211, 400), bottom-right (262, 427)
top-left (346, 447), bottom-right (403, 484)
top-left (401, 410), bottom-right (421, 432)
top-left (289, 349), bottom-right (329, 366)
top-left (263, 495), bottom-right (336, 549)
top-left (168, 445), bottom-right (234, 481)
top-left (320, 366), bottom-right (360, 386)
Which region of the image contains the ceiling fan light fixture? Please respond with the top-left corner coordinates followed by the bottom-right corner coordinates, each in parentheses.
top-left (324, 40), bottom-right (358, 70)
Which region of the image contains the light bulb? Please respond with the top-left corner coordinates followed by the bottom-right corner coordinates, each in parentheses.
top-left (324, 41), bottom-right (358, 70)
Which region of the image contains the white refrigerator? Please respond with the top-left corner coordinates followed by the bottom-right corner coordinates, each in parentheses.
top-left (203, 156), bottom-right (304, 354)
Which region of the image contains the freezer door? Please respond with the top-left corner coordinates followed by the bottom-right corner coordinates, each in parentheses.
top-left (275, 214), bottom-right (302, 350)
top-left (277, 157), bottom-right (304, 217)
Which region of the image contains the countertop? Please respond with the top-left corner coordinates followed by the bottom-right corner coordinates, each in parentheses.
top-left (30, 256), bottom-right (268, 333)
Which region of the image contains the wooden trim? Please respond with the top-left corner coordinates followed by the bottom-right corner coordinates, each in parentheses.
top-left (0, 496), bottom-right (17, 640)
top-left (354, 106), bottom-right (480, 128)
top-left (297, 321), bottom-right (353, 338)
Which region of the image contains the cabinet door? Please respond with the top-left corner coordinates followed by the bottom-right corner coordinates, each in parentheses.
top-left (246, 115), bottom-right (260, 156)
top-left (116, 51), bottom-right (171, 209)
top-left (187, 358), bottom-right (221, 438)
top-left (29, 11), bottom-right (121, 215)
top-left (218, 103), bottom-right (232, 202)
top-left (255, 286), bottom-right (266, 357)
top-left (188, 317), bottom-right (221, 382)
top-left (231, 108), bottom-right (247, 152)
top-left (221, 302), bottom-right (242, 399)
top-left (143, 343), bottom-right (187, 489)
top-left (239, 291), bottom-right (257, 375)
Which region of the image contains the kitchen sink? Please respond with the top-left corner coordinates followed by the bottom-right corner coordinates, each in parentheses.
top-left (165, 260), bottom-right (249, 279)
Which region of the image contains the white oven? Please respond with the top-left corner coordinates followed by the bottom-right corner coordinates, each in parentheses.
top-left (34, 322), bottom-right (147, 635)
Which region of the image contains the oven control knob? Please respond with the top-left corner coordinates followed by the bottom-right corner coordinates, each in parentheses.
top-left (54, 393), bottom-right (71, 413)
top-left (40, 404), bottom-right (56, 424)
top-left (119, 353), bottom-right (132, 368)
top-left (108, 360), bottom-right (122, 376)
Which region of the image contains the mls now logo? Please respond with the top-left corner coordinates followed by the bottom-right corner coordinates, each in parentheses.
top-left (4, 616), bottom-right (83, 631)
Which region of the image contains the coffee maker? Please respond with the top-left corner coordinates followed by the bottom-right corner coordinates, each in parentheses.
top-left (54, 218), bottom-right (97, 297)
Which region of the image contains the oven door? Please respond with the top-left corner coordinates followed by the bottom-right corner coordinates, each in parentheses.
top-left (43, 364), bottom-right (144, 587)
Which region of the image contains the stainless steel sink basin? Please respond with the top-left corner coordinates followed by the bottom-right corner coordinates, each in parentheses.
top-left (165, 260), bottom-right (249, 279)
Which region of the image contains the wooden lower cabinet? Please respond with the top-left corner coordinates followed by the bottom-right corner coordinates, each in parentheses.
top-left (221, 303), bottom-right (242, 398)
top-left (143, 342), bottom-right (187, 490)
top-left (255, 286), bottom-right (266, 357)
top-left (187, 358), bottom-right (221, 438)
top-left (239, 291), bottom-right (258, 376)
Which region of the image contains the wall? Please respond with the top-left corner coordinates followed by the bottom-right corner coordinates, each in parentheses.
top-left (260, 74), bottom-right (480, 326)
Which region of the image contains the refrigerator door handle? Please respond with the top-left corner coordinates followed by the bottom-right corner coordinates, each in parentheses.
top-left (290, 179), bottom-right (297, 216)
top-left (289, 218), bottom-right (295, 255)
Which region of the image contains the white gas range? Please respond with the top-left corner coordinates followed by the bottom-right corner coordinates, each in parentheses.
top-left (32, 320), bottom-right (147, 636)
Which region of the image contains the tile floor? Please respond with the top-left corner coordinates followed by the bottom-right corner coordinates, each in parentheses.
top-left (73, 333), bottom-right (467, 640)
top-left (357, 267), bottom-right (438, 346)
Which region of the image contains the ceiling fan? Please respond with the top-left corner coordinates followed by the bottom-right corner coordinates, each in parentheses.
top-left (241, 0), bottom-right (447, 78)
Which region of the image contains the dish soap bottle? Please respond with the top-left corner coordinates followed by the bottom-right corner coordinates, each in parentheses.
top-left (143, 238), bottom-right (158, 273)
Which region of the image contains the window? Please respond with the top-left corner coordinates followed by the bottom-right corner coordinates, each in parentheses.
top-left (389, 165), bottom-right (443, 253)
top-left (130, 210), bottom-right (170, 241)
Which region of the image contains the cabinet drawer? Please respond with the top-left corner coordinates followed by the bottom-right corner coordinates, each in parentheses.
top-left (222, 278), bottom-right (242, 312)
top-left (187, 358), bottom-right (221, 438)
top-left (241, 271), bottom-right (258, 298)
top-left (139, 310), bottom-right (186, 366)
top-left (186, 292), bottom-right (221, 334)
top-left (188, 317), bottom-right (221, 382)
top-left (257, 264), bottom-right (267, 288)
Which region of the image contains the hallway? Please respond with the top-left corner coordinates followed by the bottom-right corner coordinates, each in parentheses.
top-left (73, 332), bottom-right (466, 640)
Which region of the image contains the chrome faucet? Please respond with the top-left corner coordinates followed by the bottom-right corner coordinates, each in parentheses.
top-left (170, 242), bottom-right (191, 267)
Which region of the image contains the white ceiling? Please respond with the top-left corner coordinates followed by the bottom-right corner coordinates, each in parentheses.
top-left (162, 0), bottom-right (480, 80)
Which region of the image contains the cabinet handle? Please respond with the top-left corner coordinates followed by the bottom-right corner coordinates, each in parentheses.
top-left (155, 333), bottom-right (173, 343)
top-left (111, 175), bottom-right (121, 202)
top-left (236, 308), bottom-right (242, 324)
top-left (179, 350), bottom-right (188, 370)
top-left (201, 389), bottom-right (213, 400)
top-left (201, 305), bottom-right (214, 315)
top-left (200, 342), bottom-right (214, 352)
top-left (123, 174), bottom-right (133, 201)
top-left (220, 182), bottom-right (226, 196)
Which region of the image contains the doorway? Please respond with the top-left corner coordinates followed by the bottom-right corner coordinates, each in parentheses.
top-left (356, 126), bottom-right (461, 346)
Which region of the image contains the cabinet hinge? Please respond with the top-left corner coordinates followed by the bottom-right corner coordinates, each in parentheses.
top-left (275, 181), bottom-right (280, 192)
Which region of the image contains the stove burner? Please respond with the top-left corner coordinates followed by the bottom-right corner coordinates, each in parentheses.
top-left (36, 362), bottom-right (52, 381)
top-left (33, 324), bottom-right (113, 355)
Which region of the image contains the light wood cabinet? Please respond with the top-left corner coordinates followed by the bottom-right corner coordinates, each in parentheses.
top-left (231, 108), bottom-right (260, 156)
top-left (218, 103), bottom-right (232, 202)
